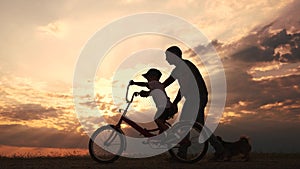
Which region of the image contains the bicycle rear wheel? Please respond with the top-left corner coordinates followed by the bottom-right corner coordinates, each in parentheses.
top-left (168, 122), bottom-right (208, 163)
top-left (89, 125), bottom-right (125, 163)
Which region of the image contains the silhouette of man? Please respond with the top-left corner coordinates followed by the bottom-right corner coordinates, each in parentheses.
top-left (163, 46), bottom-right (224, 160)
top-left (163, 46), bottom-right (208, 158)
top-left (163, 46), bottom-right (208, 125)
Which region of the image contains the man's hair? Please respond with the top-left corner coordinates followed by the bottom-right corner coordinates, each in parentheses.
top-left (166, 46), bottom-right (182, 58)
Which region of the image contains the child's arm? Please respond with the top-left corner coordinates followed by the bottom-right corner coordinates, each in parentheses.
top-left (139, 90), bottom-right (150, 97)
top-left (129, 80), bottom-right (150, 97)
top-left (129, 80), bottom-right (149, 88)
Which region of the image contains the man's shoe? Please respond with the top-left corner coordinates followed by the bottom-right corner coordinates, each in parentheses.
top-left (177, 151), bottom-right (187, 159)
top-left (176, 139), bottom-right (191, 159)
top-left (177, 145), bottom-right (188, 159)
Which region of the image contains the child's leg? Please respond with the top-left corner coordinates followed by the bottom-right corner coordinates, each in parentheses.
top-left (155, 118), bottom-right (169, 133)
top-left (154, 108), bottom-right (170, 133)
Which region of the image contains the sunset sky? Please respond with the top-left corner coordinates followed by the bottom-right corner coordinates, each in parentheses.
top-left (0, 0), bottom-right (300, 157)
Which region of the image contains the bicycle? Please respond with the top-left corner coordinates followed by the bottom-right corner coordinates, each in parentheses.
top-left (88, 81), bottom-right (209, 163)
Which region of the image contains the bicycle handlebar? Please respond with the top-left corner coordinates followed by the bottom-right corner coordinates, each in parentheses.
top-left (126, 81), bottom-right (139, 103)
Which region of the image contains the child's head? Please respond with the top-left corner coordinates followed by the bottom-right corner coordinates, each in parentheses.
top-left (142, 68), bottom-right (162, 81)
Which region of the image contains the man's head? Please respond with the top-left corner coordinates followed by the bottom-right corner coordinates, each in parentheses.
top-left (142, 68), bottom-right (162, 81)
top-left (165, 46), bottom-right (182, 65)
top-left (166, 46), bottom-right (182, 58)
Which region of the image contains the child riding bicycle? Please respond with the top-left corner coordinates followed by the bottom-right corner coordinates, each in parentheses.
top-left (129, 68), bottom-right (179, 134)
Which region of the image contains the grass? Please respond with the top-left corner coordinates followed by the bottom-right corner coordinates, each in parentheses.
top-left (0, 153), bottom-right (299, 169)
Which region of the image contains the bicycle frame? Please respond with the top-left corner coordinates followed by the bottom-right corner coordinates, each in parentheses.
top-left (115, 83), bottom-right (156, 137)
top-left (89, 81), bottom-right (210, 164)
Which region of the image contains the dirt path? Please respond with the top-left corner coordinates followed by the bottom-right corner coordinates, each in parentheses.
top-left (1, 153), bottom-right (299, 169)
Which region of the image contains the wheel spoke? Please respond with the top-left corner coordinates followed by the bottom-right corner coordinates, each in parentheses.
top-left (168, 122), bottom-right (208, 163)
top-left (89, 125), bottom-right (125, 163)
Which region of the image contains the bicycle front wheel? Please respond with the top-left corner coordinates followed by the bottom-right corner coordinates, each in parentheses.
top-left (89, 125), bottom-right (125, 163)
top-left (168, 122), bottom-right (208, 163)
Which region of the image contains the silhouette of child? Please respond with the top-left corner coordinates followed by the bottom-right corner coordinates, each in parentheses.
top-left (130, 68), bottom-right (177, 134)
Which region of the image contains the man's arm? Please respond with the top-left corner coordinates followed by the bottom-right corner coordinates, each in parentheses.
top-left (170, 90), bottom-right (181, 115)
top-left (163, 76), bottom-right (175, 88)
top-left (173, 90), bottom-right (182, 105)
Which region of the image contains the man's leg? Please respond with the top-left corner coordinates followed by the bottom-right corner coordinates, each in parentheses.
top-left (196, 96), bottom-right (207, 125)
top-left (177, 99), bottom-right (197, 159)
top-left (177, 133), bottom-right (191, 159)
top-left (178, 100), bottom-right (205, 159)
top-left (197, 97), bottom-right (224, 160)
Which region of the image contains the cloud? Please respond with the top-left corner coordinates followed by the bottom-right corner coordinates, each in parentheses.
top-left (184, 39), bottom-right (224, 58)
top-left (0, 73), bottom-right (81, 133)
top-left (37, 20), bottom-right (68, 38)
top-left (248, 62), bottom-right (300, 81)
top-left (223, 57), bottom-right (300, 121)
top-left (193, 0), bottom-right (294, 43)
top-left (226, 0), bottom-right (300, 64)
top-left (0, 103), bottom-right (58, 121)
top-left (0, 124), bottom-right (88, 148)
top-left (270, 0), bottom-right (300, 34)
top-left (216, 3), bottom-right (300, 110)
top-left (229, 29), bottom-right (300, 63)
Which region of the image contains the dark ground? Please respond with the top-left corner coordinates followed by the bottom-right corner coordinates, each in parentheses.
top-left (1, 153), bottom-right (299, 169)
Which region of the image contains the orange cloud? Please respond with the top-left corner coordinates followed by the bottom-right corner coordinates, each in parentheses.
top-left (220, 111), bottom-right (242, 124)
top-left (248, 62), bottom-right (300, 81)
